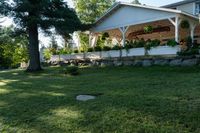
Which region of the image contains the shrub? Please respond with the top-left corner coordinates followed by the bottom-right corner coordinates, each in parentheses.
top-left (177, 48), bottom-right (199, 56)
top-left (94, 46), bottom-right (102, 51)
top-left (167, 39), bottom-right (177, 47)
top-left (43, 49), bottom-right (52, 61)
top-left (103, 46), bottom-right (111, 51)
top-left (112, 45), bottom-right (121, 50)
top-left (87, 48), bottom-right (94, 52)
top-left (144, 39), bottom-right (152, 51)
top-left (151, 39), bottom-right (161, 47)
top-left (63, 66), bottom-right (79, 76)
top-left (74, 50), bottom-right (79, 53)
top-left (144, 25), bottom-right (153, 33)
top-left (186, 36), bottom-right (192, 49)
top-left (180, 20), bottom-right (190, 29)
top-left (135, 39), bottom-right (146, 48)
top-left (101, 32), bottom-right (109, 40)
top-left (58, 48), bottom-right (72, 55)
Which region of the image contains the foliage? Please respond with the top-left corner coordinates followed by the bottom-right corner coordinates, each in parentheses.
top-left (79, 33), bottom-right (89, 52)
top-left (1, 0), bottom-right (86, 72)
top-left (124, 42), bottom-right (133, 50)
top-left (135, 39), bottom-right (146, 48)
top-left (62, 65), bottom-right (79, 76)
top-left (73, 0), bottom-right (115, 24)
top-left (0, 26), bottom-right (28, 68)
top-left (167, 39), bottom-right (177, 47)
top-left (58, 48), bottom-right (72, 55)
top-left (103, 46), bottom-right (111, 51)
top-left (43, 48), bottom-right (52, 61)
top-left (74, 49), bottom-right (79, 53)
top-left (101, 32), bottom-right (110, 40)
top-left (180, 20), bottom-right (190, 29)
top-left (94, 46), bottom-right (102, 51)
top-left (112, 45), bottom-right (121, 50)
top-left (73, 0), bottom-right (115, 52)
top-left (177, 48), bottom-right (199, 56)
top-left (144, 25), bottom-right (153, 33)
top-left (87, 48), bottom-right (94, 52)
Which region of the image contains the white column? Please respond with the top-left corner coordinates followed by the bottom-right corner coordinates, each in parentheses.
top-left (190, 23), bottom-right (196, 43)
top-left (89, 33), bottom-right (93, 47)
top-left (168, 17), bottom-right (180, 43)
top-left (175, 16), bottom-right (179, 43)
top-left (91, 35), bottom-right (98, 47)
top-left (119, 26), bottom-right (129, 47)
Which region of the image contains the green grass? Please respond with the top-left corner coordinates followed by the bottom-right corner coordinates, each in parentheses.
top-left (0, 66), bottom-right (200, 133)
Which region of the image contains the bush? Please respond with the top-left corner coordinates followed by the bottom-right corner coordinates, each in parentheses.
top-left (63, 66), bottom-right (79, 76)
top-left (112, 45), bottom-right (121, 50)
top-left (144, 25), bottom-right (153, 33)
top-left (124, 44), bottom-right (133, 49)
top-left (94, 46), bottom-right (102, 51)
top-left (101, 32), bottom-right (109, 40)
top-left (167, 39), bottom-right (177, 47)
top-left (103, 46), bottom-right (111, 51)
top-left (43, 48), bottom-right (52, 61)
top-left (74, 50), bottom-right (79, 53)
top-left (135, 39), bottom-right (146, 48)
top-left (180, 20), bottom-right (190, 29)
top-left (151, 39), bottom-right (161, 47)
top-left (177, 48), bottom-right (199, 56)
top-left (87, 48), bottom-right (94, 52)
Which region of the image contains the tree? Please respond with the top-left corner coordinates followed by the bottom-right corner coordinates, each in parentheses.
top-left (73, 0), bottom-right (115, 50)
top-left (73, 0), bottom-right (116, 24)
top-left (131, 0), bottom-right (141, 5)
top-left (0, 26), bottom-right (28, 68)
top-left (1, 0), bottom-right (85, 72)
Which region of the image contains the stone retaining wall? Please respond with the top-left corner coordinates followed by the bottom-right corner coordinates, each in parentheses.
top-left (48, 55), bottom-right (200, 67)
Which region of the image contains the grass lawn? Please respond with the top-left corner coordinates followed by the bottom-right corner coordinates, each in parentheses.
top-left (0, 66), bottom-right (200, 133)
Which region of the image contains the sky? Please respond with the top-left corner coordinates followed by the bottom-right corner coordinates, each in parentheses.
top-left (0, 0), bottom-right (183, 47)
top-left (0, 0), bottom-right (183, 26)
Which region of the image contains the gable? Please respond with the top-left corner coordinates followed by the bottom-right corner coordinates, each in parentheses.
top-left (92, 5), bottom-right (176, 32)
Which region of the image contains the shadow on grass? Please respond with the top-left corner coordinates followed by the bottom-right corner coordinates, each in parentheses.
top-left (0, 66), bottom-right (200, 132)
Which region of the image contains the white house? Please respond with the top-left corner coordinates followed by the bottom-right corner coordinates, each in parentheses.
top-left (89, 0), bottom-right (200, 47)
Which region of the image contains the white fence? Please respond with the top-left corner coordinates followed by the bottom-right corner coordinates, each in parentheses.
top-left (50, 46), bottom-right (180, 62)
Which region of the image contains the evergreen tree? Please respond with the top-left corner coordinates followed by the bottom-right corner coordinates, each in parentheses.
top-left (1, 0), bottom-right (85, 72)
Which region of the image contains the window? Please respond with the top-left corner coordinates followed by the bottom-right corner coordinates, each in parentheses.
top-left (195, 3), bottom-right (200, 15)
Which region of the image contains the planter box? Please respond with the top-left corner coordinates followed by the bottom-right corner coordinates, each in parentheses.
top-left (107, 50), bottom-right (120, 58)
top-left (149, 46), bottom-right (180, 55)
top-left (124, 48), bottom-right (145, 57)
top-left (50, 46), bottom-right (180, 62)
top-left (85, 52), bottom-right (101, 59)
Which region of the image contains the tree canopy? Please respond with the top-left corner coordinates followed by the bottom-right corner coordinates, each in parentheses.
top-left (73, 0), bottom-right (116, 24)
top-left (1, 0), bottom-right (86, 72)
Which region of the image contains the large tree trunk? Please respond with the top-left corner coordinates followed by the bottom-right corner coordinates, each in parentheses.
top-left (26, 23), bottom-right (42, 72)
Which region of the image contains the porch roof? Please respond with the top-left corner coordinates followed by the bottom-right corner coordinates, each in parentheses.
top-left (91, 2), bottom-right (199, 33)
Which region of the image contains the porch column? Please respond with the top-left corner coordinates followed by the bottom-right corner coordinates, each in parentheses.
top-left (175, 16), bottom-right (180, 43)
top-left (190, 23), bottom-right (196, 43)
top-left (168, 16), bottom-right (180, 43)
top-left (89, 33), bottom-right (98, 47)
top-left (119, 26), bottom-right (129, 47)
top-left (92, 34), bottom-right (98, 47)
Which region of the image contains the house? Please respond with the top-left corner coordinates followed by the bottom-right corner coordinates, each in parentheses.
top-left (89, 0), bottom-right (200, 48)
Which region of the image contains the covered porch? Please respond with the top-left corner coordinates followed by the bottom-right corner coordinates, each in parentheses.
top-left (89, 2), bottom-right (199, 49)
